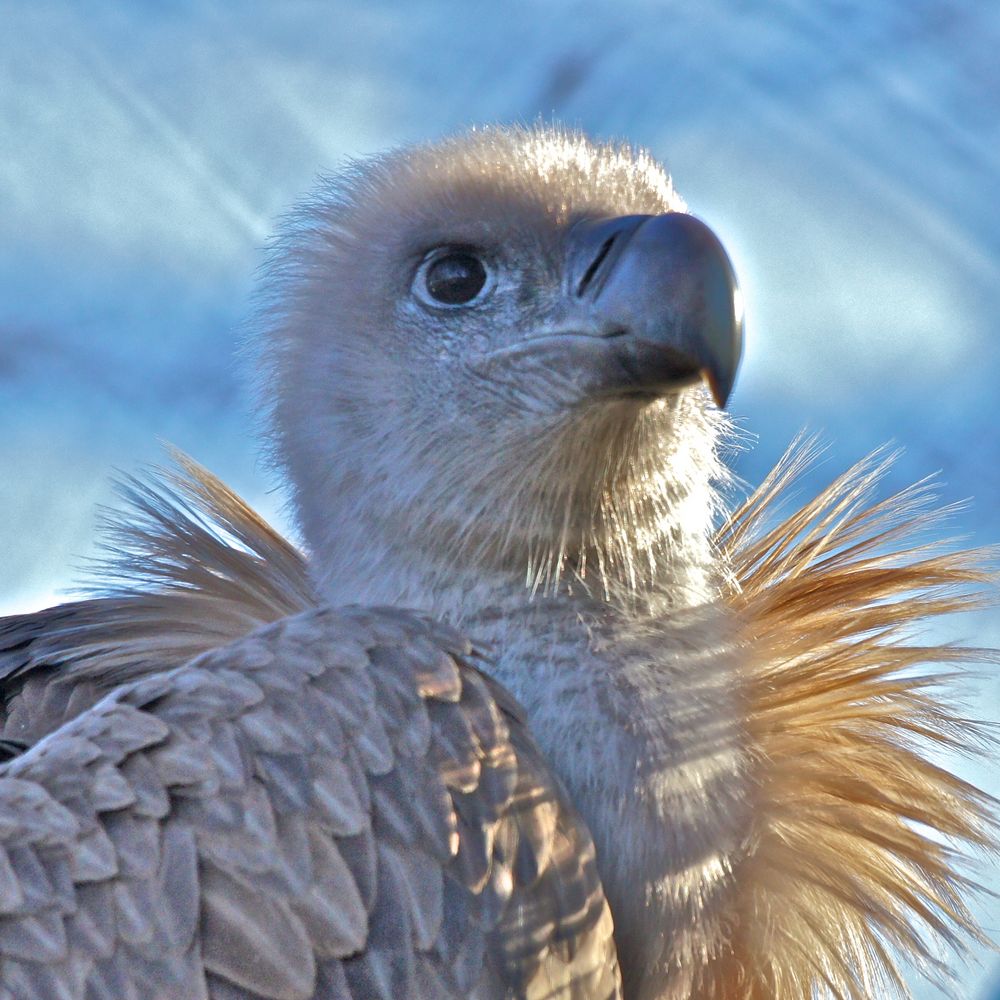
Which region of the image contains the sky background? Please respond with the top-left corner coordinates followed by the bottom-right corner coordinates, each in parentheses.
top-left (1, 1), bottom-right (999, 995)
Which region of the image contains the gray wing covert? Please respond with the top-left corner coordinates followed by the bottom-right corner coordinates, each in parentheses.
top-left (0, 606), bottom-right (621, 999)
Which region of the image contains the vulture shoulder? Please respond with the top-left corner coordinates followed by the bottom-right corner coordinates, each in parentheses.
top-left (0, 464), bottom-right (620, 1000)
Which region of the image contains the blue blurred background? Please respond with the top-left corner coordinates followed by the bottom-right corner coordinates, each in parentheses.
top-left (1, 2), bottom-right (998, 994)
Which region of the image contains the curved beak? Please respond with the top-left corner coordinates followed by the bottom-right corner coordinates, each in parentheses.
top-left (566, 213), bottom-right (744, 407)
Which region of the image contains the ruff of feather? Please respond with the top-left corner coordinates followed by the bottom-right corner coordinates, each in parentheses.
top-left (2, 455), bottom-right (317, 694)
top-left (707, 439), bottom-right (998, 999)
top-left (5, 441), bottom-right (994, 998)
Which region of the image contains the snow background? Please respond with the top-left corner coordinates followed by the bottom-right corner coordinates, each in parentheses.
top-left (1, 1), bottom-right (998, 994)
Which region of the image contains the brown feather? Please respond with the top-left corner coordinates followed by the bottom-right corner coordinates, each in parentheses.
top-left (705, 438), bottom-right (998, 999)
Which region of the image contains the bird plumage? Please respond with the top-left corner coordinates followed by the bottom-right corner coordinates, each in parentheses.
top-left (0, 599), bottom-right (619, 999)
top-left (0, 125), bottom-right (995, 999)
top-left (1, 444), bottom-right (992, 998)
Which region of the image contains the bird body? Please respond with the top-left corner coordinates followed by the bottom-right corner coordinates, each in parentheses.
top-left (0, 126), bottom-right (995, 999)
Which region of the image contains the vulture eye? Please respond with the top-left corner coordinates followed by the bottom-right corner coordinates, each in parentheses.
top-left (415, 249), bottom-right (492, 307)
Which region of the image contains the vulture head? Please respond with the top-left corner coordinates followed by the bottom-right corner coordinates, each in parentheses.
top-left (259, 127), bottom-right (743, 608)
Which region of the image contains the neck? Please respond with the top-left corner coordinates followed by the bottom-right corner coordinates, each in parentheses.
top-left (474, 596), bottom-right (747, 1000)
top-left (312, 518), bottom-right (720, 619)
top-left (297, 395), bottom-right (729, 614)
top-left (309, 441), bottom-right (746, 1000)
top-left (310, 404), bottom-right (728, 616)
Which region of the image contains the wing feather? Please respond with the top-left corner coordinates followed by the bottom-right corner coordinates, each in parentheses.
top-left (0, 606), bottom-right (621, 999)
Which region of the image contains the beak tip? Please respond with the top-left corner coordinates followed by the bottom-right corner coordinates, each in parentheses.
top-left (703, 357), bottom-right (739, 409)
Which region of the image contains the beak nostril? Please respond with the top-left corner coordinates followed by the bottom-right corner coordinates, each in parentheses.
top-left (576, 235), bottom-right (616, 298)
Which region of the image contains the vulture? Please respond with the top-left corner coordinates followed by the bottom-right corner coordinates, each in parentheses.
top-left (0, 125), bottom-right (995, 1000)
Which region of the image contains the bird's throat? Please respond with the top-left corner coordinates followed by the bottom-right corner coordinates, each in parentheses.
top-left (464, 591), bottom-right (750, 1000)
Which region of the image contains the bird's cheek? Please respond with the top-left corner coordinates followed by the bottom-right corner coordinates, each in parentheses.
top-left (465, 342), bottom-right (576, 412)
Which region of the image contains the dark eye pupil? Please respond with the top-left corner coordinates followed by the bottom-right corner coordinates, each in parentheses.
top-left (425, 252), bottom-right (487, 305)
